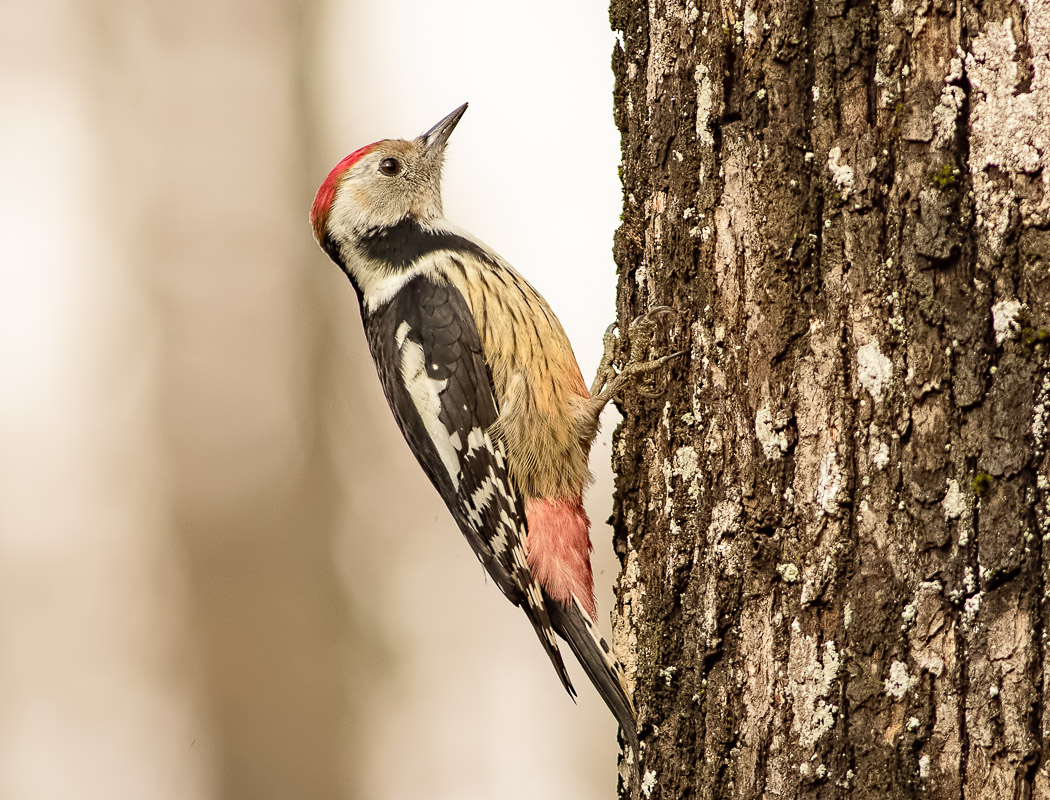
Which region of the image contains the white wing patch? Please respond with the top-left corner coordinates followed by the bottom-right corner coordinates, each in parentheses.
top-left (394, 320), bottom-right (411, 349)
top-left (397, 322), bottom-right (460, 487)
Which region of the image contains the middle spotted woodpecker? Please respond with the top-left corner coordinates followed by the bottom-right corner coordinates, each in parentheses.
top-left (310, 103), bottom-right (678, 783)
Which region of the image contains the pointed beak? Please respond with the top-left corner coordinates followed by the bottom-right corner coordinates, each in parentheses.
top-left (420, 103), bottom-right (468, 154)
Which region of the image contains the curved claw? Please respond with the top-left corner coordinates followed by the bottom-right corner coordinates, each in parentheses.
top-left (630, 305), bottom-right (674, 328)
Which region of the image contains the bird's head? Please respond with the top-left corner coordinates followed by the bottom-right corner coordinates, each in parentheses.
top-left (311, 103), bottom-right (468, 251)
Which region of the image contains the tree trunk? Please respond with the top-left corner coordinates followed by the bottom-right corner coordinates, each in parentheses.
top-left (608, 0), bottom-right (1050, 797)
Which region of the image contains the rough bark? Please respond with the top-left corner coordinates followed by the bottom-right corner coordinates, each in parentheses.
top-left (608, 0), bottom-right (1050, 797)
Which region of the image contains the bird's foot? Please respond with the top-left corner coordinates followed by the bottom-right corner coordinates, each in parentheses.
top-left (589, 306), bottom-right (685, 408)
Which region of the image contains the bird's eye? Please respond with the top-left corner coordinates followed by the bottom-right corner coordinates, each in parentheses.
top-left (379, 157), bottom-right (401, 176)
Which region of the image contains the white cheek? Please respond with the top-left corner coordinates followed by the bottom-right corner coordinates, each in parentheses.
top-left (330, 180), bottom-right (403, 232)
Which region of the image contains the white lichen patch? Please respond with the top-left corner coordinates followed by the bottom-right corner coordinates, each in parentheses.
top-left (777, 563), bottom-right (800, 583)
top-left (614, 551), bottom-right (646, 691)
top-left (963, 592), bottom-right (982, 627)
top-left (755, 403), bottom-right (790, 460)
top-left (815, 451), bottom-right (843, 515)
top-left (943, 478), bottom-right (968, 520)
top-left (673, 445), bottom-right (699, 479)
top-left (885, 660), bottom-right (915, 698)
top-left (743, 3), bottom-right (759, 42)
top-left (966, 16), bottom-right (1050, 254)
top-left (874, 64), bottom-right (893, 107)
top-left (635, 263), bottom-right (649, 291)
top-left (931, 55), bottom-right (967, 149)
top-left (673, 444), bottom-right (701, 503)
top-left (1034, 372), bottom-right (1050, 447)
top-left (787, 621), bottom-right (841, 748)
top-left (902, 602), bottom-right (917, 626)
top-left (933, 85), bottom-right (966, 150)
top-left (641, 769), bottom-right (657, 798)
top-left (857, 340), bottom-right (893, 400)
top-left (694, 62), bottom-right (715, 148)
top-left (919, 753), bottom-right (931, 779)
top-left (827, 146), bottom-right (855, 199)
top-left (873, 440), bottom-right (891, 470)
top-left (992, 297), bottom-right (1023, 344)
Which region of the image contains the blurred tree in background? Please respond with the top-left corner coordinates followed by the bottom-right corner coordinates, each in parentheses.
top-left (1, 2), bottom-right (623, 799)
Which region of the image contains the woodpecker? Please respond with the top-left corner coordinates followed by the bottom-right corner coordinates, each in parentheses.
top-left (311, 103), bottom-right (676, 785)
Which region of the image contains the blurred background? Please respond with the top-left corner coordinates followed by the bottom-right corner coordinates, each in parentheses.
top-left (0, 1), bottom-right (625, 798)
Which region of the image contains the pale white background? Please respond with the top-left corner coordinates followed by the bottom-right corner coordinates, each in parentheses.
top-left (0, 0), bottom-right (625, 798)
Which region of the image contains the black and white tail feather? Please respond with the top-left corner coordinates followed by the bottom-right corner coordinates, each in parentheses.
top-left (547, 594), bottom-right (642, 796)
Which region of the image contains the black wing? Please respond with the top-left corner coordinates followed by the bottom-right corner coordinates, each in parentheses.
top-left (360, 272), bottom-right (575, 695)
